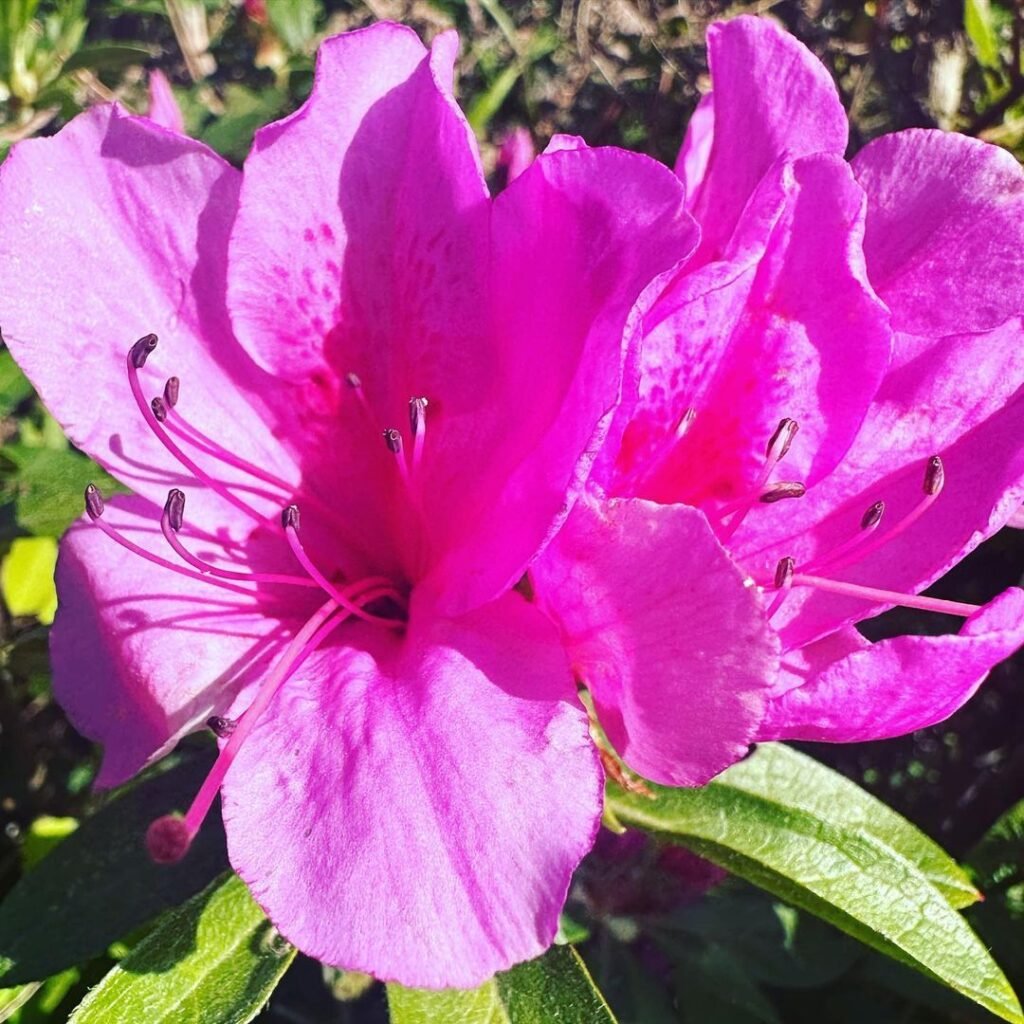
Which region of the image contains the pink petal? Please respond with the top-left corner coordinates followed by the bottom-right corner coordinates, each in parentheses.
top-left (425, 144), bottom-right (697, 614)
top-left (146, 70), bottom-right (185, 133)
top-left (221, 595), bottom-right (602, 988)
top-left (531, 498), bottom-right (779, 786)
top-left (0, 104), bottom-right (299, 526)
top-left (496, 126), bottom-right (535, 184)
top-left (676, 93), bottom-right (714, 204)
top-left (52, 497), bottom-right (300, 787)
top-left (683, 16), bottom-right (847, 264)
top-left (760, 589), bottom-right (1024, 741)
top-left (732, 329), bottom-right (1024, 648)
top-left (620, 156), bottom-right (889, 509)
top-left (853, 130), bottom-right (1024, 335)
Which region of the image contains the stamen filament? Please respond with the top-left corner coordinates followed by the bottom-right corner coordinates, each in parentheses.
top-left (159, 492), bottom-right (319, 589)
top-left (282, 505), bottom-right (406, 627)
top-left (125, 338), bottom-right (271, 528)
top-left (788, 572), bottom-right (980, 619)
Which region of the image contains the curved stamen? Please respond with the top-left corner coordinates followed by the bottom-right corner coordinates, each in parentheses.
top-left (159, 489), bottom-right (319, 590)
top-left (409, 397), bottom-right (428, 475)
top-left (810, 456), bottom-right (945, 577)
top-left (125, 335), bottom-right (271, 528)
top-left (804, 500), bottom-right (885, 575)
top-left (84, 484), bottom-right (257, 599)
top-left (766, 555), bottom-right (795, 618)
top-left (282, 504), bottom-right (406, 627)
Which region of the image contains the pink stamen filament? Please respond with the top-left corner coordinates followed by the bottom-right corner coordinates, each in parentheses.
top-left (811, 487), bottom-right (941, 577)
top-left (284, 519), bottom-right (406, 627)
top-left (628, 407), bottom-right (696, 492)
top-left (126, 353), bottom-right (271, 528)
top-left (178, 597), bottom-right (343, 840)
top-left (803, 506), bottom-right (885, 575)
top-left (159, 507), bottom-right (319, 589)
top-left (91, 516), bottom-right (258, 599)
top-left (784, 572), bottom-right (980, 619)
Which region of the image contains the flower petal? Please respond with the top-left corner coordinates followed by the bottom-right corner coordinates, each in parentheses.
top-left (759, 589), bottom-right (1024, 741)
top-left (0, 105), bottom-right (298, 524)
top-left (619, 156), bottom-right (890, 508)
top-left (853, 130), bottom-right (1024, 335)
top-left (682, 16), bottom-right (847, 263)
top-left (425, 144), bottom-right (697, 614)
top-left (221, 595), bottom-right (601, 988)
top-left (531, 498), bottom-right (778, 786)
top-left (52, 496), bottom-right (299, 787)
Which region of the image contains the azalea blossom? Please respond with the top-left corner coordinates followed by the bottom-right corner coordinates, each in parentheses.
top-left (533, 16), bottom-right (1024, 761)
top-left (0, 23), bottom-right (782, 987)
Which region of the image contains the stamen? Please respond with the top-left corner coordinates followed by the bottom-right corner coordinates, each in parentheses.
top-left (626, 406), bottom-right (696, 490)
top-left (805, 500), bottom-right (885, 574)
top-left (84, 482), bottom-right (105, 521)
top-left (766, 555), bottom-right (795, 617)
top-left (345, 370), bottom-right (375, 424)
top-left (759, 481), bottom-right (806, 504)
top-left (409, 397), bottom-right (428, 473)
top-left (282, 504), bottom-right (406, 627)
top-left (85, 484), bottom-right (257, 599)
top-left (207, 715), bottom-right (237, 738)
top-left (159, 490), bottom-right (319, 590)
top-left (151, 396), bottom-right (168, 423)
top-left (383, 428), bottom-right (414, 492)
top-left (812, 456), bottom-right (945, 576)
top-left (766, 417), bottom-right (799, 463)
top-left (164, 377), bottom-right (180, 408)
top-left (147, 597), bottom-right (344, 862)
top-left (124, 335), bottom-right (271, 528)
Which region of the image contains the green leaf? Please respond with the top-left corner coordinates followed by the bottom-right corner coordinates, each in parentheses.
top-left (266, 0), bottom-right (321, 53)
top-left (388, 946), bottom-right (616, 1023)
top-left (0, 983), bottom-right (41, 1023)
top-left (60, 42), bottom-right (154, 74)
top-left (0, 349), bottom-right (33, 417)
top-left (965, 0), bottom-right (1001, 69)
top-left (20, 815), bottom-right (77, 871)
top-left (0, 754), bottom-right (228, 985)
top-left (608, 744), bottom-right (1022, 1024)
top-left (0, 444), bottom-right (125, 537)
top-left (707, 745), bottom-right (979, 909)
top-left (68, 873), bottom-right (295, 1024)
top-left (199, 84), bottom-right (286, 162)
top-left (1, 536), bottom-right (58, 623)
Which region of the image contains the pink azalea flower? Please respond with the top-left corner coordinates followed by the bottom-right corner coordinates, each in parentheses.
top-left (0, 24), bottom-right (780, 986)
top-left (533, 16), bottom-right (1024, 761)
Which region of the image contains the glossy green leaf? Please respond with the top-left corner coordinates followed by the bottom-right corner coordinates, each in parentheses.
top-left (388, 946), bottom-right (616, 1023)
top-left (69, 873), bottom-right (295, 1024)
top-left (608, 744), bottom-right (1021, 1024)
top-left (707, 745), bottom-right (978, 909)
top-left (0, 754), bottom-right (228, 985)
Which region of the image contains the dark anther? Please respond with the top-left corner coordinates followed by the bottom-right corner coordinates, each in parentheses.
top-left (774, 556), bottom-right (795, 589)
top-left (207, 715), bottom-right (237, 738)
top-left (282, 504), bottom-right (301, 530)
top-left (861, 500), bottom-right (885, 530)
top-left (129, 333), bottom-right (158, 369)
top-left (151, 396), bottom-right (168, 423)
top-left (924, 455), bottom-right (945, 496)
top-left (408, 397), bottom-right (428, 434)
top-left (383, 428), bottom-right (403, 455)
top-left (164, 377), bottom-right (180, 408)
top-left (760, 482), bottom-right (806, 504)
top-left (766, 418), bottom-right (799, 460)
top-left (345, 372), bottom-right (362, 389)
top-left (165, 489), bottom-right (186, 532)
top-left (84, 483), bottom-right (105, 520)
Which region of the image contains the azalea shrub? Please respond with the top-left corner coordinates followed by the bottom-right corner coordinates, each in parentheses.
top-left (2, 2), bottom-right (1024, 1023)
